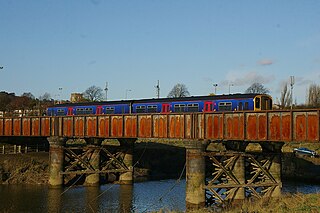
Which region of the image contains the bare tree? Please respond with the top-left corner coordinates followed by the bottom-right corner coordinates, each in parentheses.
top-left (279, 83), bottom-right (291, 109)
top-left (245, 82), bottom-right (270, 94)
top-left (39, 92), bottom-right (51, 101)
top-left (307, 84), bottom-right (320, 107)
top-left (83, 85), bottom-right (104, 101)
top-left (167, 83), bottom-right (190, 98)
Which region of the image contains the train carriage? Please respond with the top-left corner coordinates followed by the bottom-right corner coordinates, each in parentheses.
top-left (47, 93), bottom-right (272, 116)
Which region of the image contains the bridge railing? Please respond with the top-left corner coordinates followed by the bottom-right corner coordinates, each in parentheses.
top-left (0, 109), bottom-right (319, 142)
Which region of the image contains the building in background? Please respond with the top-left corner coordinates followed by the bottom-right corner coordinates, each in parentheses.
top-left (70, 93), bottom-right (84, 103)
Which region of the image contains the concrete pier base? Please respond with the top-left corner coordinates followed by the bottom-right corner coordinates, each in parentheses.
top-left (118, 139), bottom-right (135, 185)
top-left (260, 142), bottom-right (284, 197)
top-left (48, 137), bottom-right (67, 187)
top-left (85, 146), bottom-right (100, 186)
top-left (223, 141), bottom-right (247, 201)
top-left (84, 138), bottom-right (103, 186)
top-left (185, 140), bottom-right (207, 210)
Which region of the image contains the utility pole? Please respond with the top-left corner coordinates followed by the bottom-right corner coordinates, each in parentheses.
top-left (290, 76), bottom-right (295, 110)
top-left (105, 82), bottom-right (108, 101)
top-left (155, 80), bottom-right (160, 98)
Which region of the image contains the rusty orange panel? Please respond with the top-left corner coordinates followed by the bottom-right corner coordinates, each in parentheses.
top-left (153, 115), bottom-right (168, 138)
top-left (224, 114), bottom-right (233, 139)
top-left (168, 115), bottom-right (184, 138)
top-left (258, 113), bottom-right (267, 140)
top-left (307, 112), bottom-right (319, 141)
top-left (205, 114), bottom-right (223, 140)
top-left (269, 113), bottom-right (281, 140)
top-left (0, 119), bottom-right (3, 136)
top-left (98, 117), bottom-right (110, 137)
top-left (63, 117), bottom-right (73, 137)
top-left (205, 114), bottom-right (214, 139)
top-left (294, 113), bottom-right (307, 141)
top-left (281, 113), bottom-right (291, 141)
top-left (138, 115), bottom-right (152, 138)
top-left (111, 116), bottom-right (123, 137)
top-left (124, 116), bottom-right (137, 137)
top-left (13, 118), bottom-right (21, 136)
top-left (246, 114), bottom-right (257, 140)
top-left (41, 118), bottom-right (51, 136)
top-left (22, 118), bottom-right (31, 136)
top-left (214, 114), bottom-right (223, 139)
top-left (5, 119), bottom-right (13, 136)
top-left (31, 118), bottom-right (40, 136)
top-left (86, 117), bottom-right (97, 137)
top-left (74, 117), bottom-right (85, 137)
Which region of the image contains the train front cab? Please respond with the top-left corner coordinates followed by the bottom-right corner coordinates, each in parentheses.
top-left (253, 94), bottom-right (272, 111)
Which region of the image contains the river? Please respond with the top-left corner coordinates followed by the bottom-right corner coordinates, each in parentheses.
top-left (0, 180), bottom-right (319, 213)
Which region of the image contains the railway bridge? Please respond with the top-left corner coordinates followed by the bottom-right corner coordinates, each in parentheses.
top-left (0, 109), bottom-right (319, 210)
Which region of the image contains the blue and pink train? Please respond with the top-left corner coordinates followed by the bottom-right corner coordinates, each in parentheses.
top-left (46, 93), bottom-right (272, 116)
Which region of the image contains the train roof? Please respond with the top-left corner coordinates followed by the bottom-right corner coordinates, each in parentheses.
top-left (50, 93), bottom-right (271, 108)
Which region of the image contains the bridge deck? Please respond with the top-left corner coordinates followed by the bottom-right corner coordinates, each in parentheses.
top-left (0, 109), bottom-right (319, 142)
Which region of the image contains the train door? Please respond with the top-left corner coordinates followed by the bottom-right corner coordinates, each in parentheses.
top-left (204, 101), bottom-right (213, 112)
top-left (67, 107), bottom-right (73, 116)
top-left (96, 106), bottom-right (103, 115)
top-left (161, 103), bottom-right (170, 113)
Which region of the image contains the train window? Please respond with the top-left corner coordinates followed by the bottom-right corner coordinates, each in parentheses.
top-left (174, 104), bottom-right (185, 112)
top-left (136, 105), bottom-right (146, 113)
top-left (85, 108), bottom-right (93, 114)
top-left (147, 105), bottom-right (157, 113)
top-left (57, 109), bottom-right (65, 116)
top-left (106, 107), bottom-right (115, 114)
top-left (244, 102), bottom-right (249, 110)
top-left (255, 98), bottom-right (261, 109)
top-left (187, 103), bottom-right (199, 112)
top-left (238, 102), bottom-right (243, 111)
top-left (218, 102), bottom-right (232, 111)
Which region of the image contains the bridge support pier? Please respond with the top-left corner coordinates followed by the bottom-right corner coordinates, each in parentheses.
top-left (185, 140), bottom-right (207, 210)
top-left (48, 136), bottom-right (67, 187)
top-left (118, 139), bottom-right (135, 185)
top-left (84, 138), bottom-right (103, 186)
top-left (223, 141), bottom-right (248, 201)
top-left (260, 142), bottom-right (284, 197)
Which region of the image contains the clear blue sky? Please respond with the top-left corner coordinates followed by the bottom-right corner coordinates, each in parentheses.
top-left (1, 0), bottom-right (320, 104)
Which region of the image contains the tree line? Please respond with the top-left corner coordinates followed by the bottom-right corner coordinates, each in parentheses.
top-left (0, 91), bottom-right (53, 116)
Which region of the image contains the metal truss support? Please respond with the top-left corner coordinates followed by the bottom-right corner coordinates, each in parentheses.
top-left (47, 138), bottom-right (137, 186)
top-left (205, 148), bottom-right (283, 207)
top-left (185, 140), bottom-right (208, 210)
top-left (48, 136), bottom-right (67, 187)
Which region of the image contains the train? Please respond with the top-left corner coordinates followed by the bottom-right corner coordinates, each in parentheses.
top-left (46, 93), bottom-right (273, 116)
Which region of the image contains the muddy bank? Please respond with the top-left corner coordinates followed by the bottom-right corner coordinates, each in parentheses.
top-left (0, 153), bottom-right (49, 184)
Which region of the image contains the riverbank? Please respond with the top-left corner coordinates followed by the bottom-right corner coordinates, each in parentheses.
top-left (0, 153), bottom-right (49, 184)
top-left (186, 193), bottom-right (320, 213)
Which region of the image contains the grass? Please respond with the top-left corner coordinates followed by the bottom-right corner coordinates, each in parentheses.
top-left (154, 193), bottom-right (320, 213)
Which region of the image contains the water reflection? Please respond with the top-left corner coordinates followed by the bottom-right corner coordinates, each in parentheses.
top-left (47, 187), bottom-right (63, 213)
top-left (0, 180), bottom-right (319, 212)
top-left (119, 185), bottom-right (133, 213)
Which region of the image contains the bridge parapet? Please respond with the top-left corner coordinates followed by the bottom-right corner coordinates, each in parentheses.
top-left (0, 109), bottom-right (319, 143)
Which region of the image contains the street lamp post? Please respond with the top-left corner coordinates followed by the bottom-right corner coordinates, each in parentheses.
top-left (125, 89), bottom-right (132, 99)
top-left (290, 76), bottom-right (295, 110)
top-left (228, 83), bottom-right (234, 94)
top-left (213, 84), bottom-right (218, 94)
top-left (58, 87), bottom-right (63, 103)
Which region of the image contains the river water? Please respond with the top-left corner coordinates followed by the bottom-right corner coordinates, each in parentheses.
top-left (0, 180), bottom-right (319, 213)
